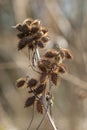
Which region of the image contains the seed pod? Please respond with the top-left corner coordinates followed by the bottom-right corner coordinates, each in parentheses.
top-left (37, 40), bottom-right (45, 48)
top-left (33, 31), bottom-right (43, 40)
top-left (38, 61), bottom-right (47, 72)
top-left (51, 63), bottom-right (58, 72)
top-left (17, 32), bottom-right (25, 39)
top-left (59, 50), bottom-right (65, 60)
top-left (51, 72), bottom-right (58, 85)
top-left (64, 49), bottom-right (73, 59)
top-left (41, 59), bottom-right (51, 69)
top-left (35, 84), bottom-right (46, 95)
top-left (31, 20), bottom-right (40, 26)
top-left (41, 27), bottom-right (48, 34)
top-left (22, 24), bottom-right (29, 34)
top-left (18, 38), bottom-right (27, 50)
top-left (27, 78), bottom-right (38, 88)
top-left (58, 64), bottom-right (67, 73)
top-left (45, 49), bottom-right (58, 58)
top-left (23, 18), bottom-right (33, 25)
top-left (25, 96), bottom-right (35, 107)
top-left (41, 33), bottom-right (49, 43)
top-left (18, 36), bottom-right (32, 50)
top-left (13, 24), bottom-right (23, 32)
top-left (55, 55), bottom-right (63, 64)
top-left (16, 78), bottom-right (26, 88)
top-left (36, 100), bottom-right (43, 114)
top-left (31, 26), bottom-right (39, 33)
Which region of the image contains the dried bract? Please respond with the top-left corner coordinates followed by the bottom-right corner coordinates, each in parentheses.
top-left (25, 96), bottom-right (35, 107)
top-left (45, 49), bottom-right (58, 58)
top-left (58, 64), bottom-right (67, 73)
top-left (27, 78), bottom-right (38, 88)
top-left (16, 78), bottom-right (26, 88)
top-left (38, 61), bottom-right (47, 72)
top-left (35, 84), bottom-right (46, 95)
top-left (51, 73), bottom-right (58, 85)
top-left (36, 100), bottom-right (43, 114)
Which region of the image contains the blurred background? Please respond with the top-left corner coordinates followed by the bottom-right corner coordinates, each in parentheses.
top-left (0, 0), bottom-right (87, 130)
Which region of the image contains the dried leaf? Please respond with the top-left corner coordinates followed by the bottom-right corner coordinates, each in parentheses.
top-left (45, 49), bottom-right (58, 58)
top-left (27, 78), bottom-right (38, 88)
top-left (25, 96), bottom-right (35, 107)
top-left (16, 78), bottom-right (26, 88)
top-left (36, 100), bottom-right (43, 114)
top-left (51, 73), bottom-right (58, 85)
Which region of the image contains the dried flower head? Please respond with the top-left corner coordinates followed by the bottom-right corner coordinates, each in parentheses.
top-left (14, 18), bottom-right (49, 51)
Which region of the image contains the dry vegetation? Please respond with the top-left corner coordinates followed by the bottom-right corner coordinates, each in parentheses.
top-left (0, 0), bottom-right (87, 130)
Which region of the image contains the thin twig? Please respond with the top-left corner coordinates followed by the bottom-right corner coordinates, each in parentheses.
top-left (49, 104), bottom-right (52, 118)
top-left (47, 111), bottom-right (58, 130)
top-left (49, 80), bottom-right (53, 117)
top-left (35, 47), bottom-right (41, 61)
top-left (27, 104), bottom-right (35, 130)
top-left (41, 94), bottom-right (58, 130)
top-left (36, 105), bottom-right (49, 130)
top-left (32, 51), bottom-right (36, 67)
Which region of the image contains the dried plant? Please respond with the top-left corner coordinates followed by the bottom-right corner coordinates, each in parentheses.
top-left (14, 18), bottom-right (73, 130)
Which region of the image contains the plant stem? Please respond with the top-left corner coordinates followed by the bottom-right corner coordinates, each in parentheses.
top-left (42, 95), bottom-right (58, 130)
top-left (27, 104), bottom-right (35, 130)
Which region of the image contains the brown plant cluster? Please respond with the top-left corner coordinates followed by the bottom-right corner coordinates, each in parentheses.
top-left (15, 18), bottom-right (73, 115)
top-left (14, 18), bottom-right (49, 50)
